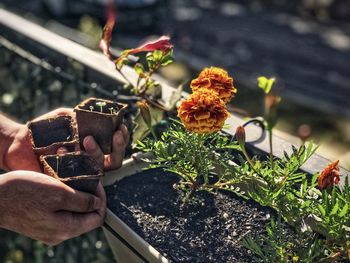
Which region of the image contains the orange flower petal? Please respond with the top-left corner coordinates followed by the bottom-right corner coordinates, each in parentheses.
top-left (191, 67), bottom-right (237, 103)
top-left (317, 160), bottom-right (341, 190)
top-left (178, 89), bottom-right (229, 134)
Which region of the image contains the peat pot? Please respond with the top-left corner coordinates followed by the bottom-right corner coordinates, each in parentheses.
top-left (74, 98), bottom-right (127, 154)
top-left (41, 151), bottom-right (103, 194)
top-left (27, 115), bottom-right (77, 157)
top-left (102, 153), bottom-right (273, 263)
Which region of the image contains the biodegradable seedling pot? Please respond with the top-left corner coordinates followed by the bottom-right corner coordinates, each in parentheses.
top-left (74, 98), bottom-right (127, 154)
top-left (41, 152), bottom-right (104, 194)
top-left (27, 115), bottom-right (77, 157)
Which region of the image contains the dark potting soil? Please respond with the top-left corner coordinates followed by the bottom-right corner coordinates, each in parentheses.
top-left (105, 169), bottom-right (274, 263)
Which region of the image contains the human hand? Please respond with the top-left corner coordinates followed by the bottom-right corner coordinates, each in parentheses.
top-left (0, 170), bottom-right (106, 245)
top-left (79, 123), bottom-right (129, 170)
top-left (53, 110), bottom-right (129, 171)
top-left (4, 107), bottom-right (129, 172)
top-left (3, 108), bottom-right (73, 172)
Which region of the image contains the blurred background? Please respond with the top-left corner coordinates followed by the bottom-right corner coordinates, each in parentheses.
top-left (0, 0), bottom-right (350, 262)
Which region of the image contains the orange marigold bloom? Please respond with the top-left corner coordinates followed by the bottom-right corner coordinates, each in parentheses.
top-left (191, 67), bottom-right (237, 103)
top-left (177, 89), bottom-right (229, 134)
top-left (317, 160), bottom-right (341, 190)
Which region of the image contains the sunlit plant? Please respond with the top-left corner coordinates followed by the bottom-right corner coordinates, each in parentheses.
top-left (138, 67), bottom-right (242, 201)
top-left (95, 101), bottom-right (107, 113)
top-left (138, 66), bottom-right (350, 261)
top-left (99, 8), bottom-right (174, 98)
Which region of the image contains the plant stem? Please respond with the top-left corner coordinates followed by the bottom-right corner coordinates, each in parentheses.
top-left (242, 147), bottom-right (258, 175)
top-left (268, 129), bottom-right (274, 169)
top-left (138, 67), bottom-right (157, 96)
top-left (149, 125), bottom-right (157, 141)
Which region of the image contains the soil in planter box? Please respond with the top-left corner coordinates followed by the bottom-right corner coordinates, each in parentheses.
top-left (105, 169), bottom-right (274, 263)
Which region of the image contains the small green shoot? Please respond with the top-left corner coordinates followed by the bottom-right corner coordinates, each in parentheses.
top-left (96, 101), bottom-right (107, 113)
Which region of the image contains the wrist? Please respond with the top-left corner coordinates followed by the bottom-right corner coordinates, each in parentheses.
top-left (0, 115), bottom-right (22, 171)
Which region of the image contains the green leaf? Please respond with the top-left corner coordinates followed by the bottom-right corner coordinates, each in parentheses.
top-left (134, 63), bottom-right (145, 76)
top-left (317, 204), bottom-right (326, 216)
top-left (161, 58), bottom-right (174, 66)
top-left (338, 203), bottom-right (348, 217)
top-left (115, 57), bottom-right (128, 70)
top-left (153, 50), bottom-right (163, 61)
top-left (330, 202), bottom-right (339, 216)
top-left (257, 76), bottom-right (275, 94)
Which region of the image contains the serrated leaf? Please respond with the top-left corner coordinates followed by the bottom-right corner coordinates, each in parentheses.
top-left (318, 204), bottom-right (326, 216)
top-left (339, 203), bottom-right (348, 217)
top-left (330, 202), bottom-right (339, 215)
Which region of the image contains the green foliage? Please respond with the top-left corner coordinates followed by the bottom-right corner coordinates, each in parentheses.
top-left (138, 116), bottom-right (350, 261)
top-left (237, 142), bottom-right (350, 262)
top-left (258, 76), bottom-right (275, 94)
top-left (137, 121), bottom-right (243, 201)
top-left (242, 217), bottom-right (333, 263)
top-left (117, 49), bottom-right (174, 97)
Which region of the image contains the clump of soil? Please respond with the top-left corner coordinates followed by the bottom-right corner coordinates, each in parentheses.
top-left (105, 169), bottom-right (273, 263)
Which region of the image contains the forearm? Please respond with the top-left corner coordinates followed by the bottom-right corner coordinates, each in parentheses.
top-left (0, 114), bottom-right (21, 170)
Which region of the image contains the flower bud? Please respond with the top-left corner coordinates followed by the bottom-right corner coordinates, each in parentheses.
top-left (137, 100), bottom-right (152, 127)
top-left (297, 124), bottom-right (312, 142)
top-left (235, 126), bottom-right (246, 147)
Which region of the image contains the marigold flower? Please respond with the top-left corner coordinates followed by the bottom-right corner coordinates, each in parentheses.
top-left (177, 89), bottom-right (229, 134)
top-left (191, 67), bottom-right (237, 103)
top-left (317, 160), bottom-right (341, 190)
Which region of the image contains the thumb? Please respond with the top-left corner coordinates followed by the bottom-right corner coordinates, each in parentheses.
top-left (60, 188), bottom-right (103, 213)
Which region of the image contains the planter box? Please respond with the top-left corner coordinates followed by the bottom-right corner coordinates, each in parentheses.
top-left (102, 153), bottom-right (272, 263)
